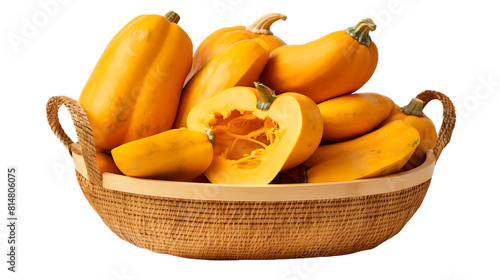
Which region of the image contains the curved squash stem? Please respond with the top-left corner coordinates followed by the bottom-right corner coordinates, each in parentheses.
top-left (402, 98), bottom-right (425, 117)
top-left (345, 18), bottom-right (376, 47)
top-left (255, 82), bottom-right (277, 110)
top-left (165, 11), bottom-right (180, 24)
top-left (246, 13), bottom-right (287, 35)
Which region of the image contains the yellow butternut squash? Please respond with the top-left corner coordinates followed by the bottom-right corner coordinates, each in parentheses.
top-left (304, 121), bottom-right (420, 183)
top-left (111, 128), bottom-right (214, 181)
top-left (379, 98), bottom-right (437, 170)
top-left (318, 93), bottom-right (393, 142)
top-left (260, 18), bottom-right (378, 103)
top-left (79, 11), bottom-right (193, 151)
top-left (185, 13), bottom-right (286, 83)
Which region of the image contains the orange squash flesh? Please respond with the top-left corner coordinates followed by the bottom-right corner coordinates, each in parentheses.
top-left (79, 12), bottom-right (192, 151)
top-left (187, 84), bottom-right (323, 184)
top-left (211, 110), bottom-right (279, 168)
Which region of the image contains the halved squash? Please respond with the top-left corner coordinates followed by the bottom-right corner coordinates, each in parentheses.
top-left (187, 83), bottom-right (323, 184)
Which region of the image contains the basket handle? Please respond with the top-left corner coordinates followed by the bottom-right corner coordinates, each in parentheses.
top-left (46, 96), bottom-right (103, 187)
top-left (416, 90), bottom-right (456, 161)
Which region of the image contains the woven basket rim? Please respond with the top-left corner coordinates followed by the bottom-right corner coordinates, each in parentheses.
top-left (73, 144), bottom-right (436, 201)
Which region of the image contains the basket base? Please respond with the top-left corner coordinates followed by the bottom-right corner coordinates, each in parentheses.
top-left (76, 172), bottom-right (430, 260)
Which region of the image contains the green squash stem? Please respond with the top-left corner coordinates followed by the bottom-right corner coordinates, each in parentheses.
top-left (246, 13), bottom-right (287, 35)
top-left (402, 98), bottom-right (424, 117)
top-left (345, 18), bottom-right (376, 47)
top-left (165, 11), bottom-right (180, 24)
top-left (254, 82), bottom-right (277, 110)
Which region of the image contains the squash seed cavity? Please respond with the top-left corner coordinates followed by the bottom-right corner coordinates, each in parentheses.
top-left (210, 110), bottom-right (280, 169)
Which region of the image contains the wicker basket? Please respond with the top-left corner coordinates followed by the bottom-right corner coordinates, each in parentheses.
top-left (46, 90), bottom-right (455, 260)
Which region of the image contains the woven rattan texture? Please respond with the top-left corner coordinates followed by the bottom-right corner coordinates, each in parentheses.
top-left (46, 96), bottom-right (102, 187)
top-left (76, 172), bottom-right (430, 259)
top-left (415, 90), bottom-right (455, 161)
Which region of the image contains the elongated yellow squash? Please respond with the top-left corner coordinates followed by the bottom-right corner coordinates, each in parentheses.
top-left (304, 121), bottom-right (420, 183)
top-left (111, 128), bottom-right (214, 181)
top-left (79, 11), bottom-right (193, 151)
top-left (259, 18), bottom-right (378, 103)
top-left (186, 13), bottom-right (286, 83)
top-left (379, 98), bottom-right (437, 170)
top-left (318, 93), bottom-right (393, 142)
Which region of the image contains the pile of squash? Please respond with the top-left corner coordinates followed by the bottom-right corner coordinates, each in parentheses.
top-left (79, 11), bottom-right (437, 185)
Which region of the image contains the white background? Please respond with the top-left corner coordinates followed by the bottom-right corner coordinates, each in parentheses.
top-left (1, 0), bottom-right (499, 279)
